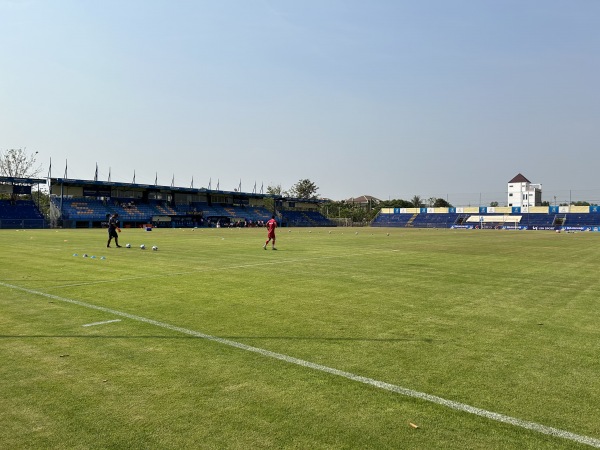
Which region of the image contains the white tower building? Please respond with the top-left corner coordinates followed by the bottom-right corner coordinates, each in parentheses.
top-left (507, 173), bottom-right (542, 209)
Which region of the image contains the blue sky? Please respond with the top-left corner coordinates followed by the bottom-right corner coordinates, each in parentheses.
top-left (2, 0), bottom-right (599, 204)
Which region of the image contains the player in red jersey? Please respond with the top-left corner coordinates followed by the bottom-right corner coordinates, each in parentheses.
top-left (263, 215), bottom-right (277, 250)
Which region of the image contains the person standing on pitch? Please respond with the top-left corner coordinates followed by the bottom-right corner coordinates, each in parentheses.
top-left (107, 213), bottom-right (122, 248)
top-left (263, 215), bottom-right (277, 250)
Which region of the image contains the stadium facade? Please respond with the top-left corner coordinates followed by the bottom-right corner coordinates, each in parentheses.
top-left (1, 174), bottom-right (600, 231)
top-left (46, 177), bottom-right (333, 229)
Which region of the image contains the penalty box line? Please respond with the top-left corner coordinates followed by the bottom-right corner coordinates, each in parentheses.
top-left (2, 280), bottom-right (599, 448)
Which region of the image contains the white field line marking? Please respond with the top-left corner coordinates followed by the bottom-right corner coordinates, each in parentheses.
top-left (2, 280), bottom-right (599, 448)
top-left (82, 319), bottom-right (121, 327)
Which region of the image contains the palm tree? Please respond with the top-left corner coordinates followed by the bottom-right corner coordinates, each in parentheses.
top-left (411, 195), bottom-right (423, 208)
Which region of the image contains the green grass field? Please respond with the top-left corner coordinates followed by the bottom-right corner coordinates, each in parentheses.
top-left (1, 227), bottom-right (599, 449)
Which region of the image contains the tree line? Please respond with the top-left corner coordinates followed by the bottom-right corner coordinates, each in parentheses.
top-left (266, 179), bottom-right (453, 223)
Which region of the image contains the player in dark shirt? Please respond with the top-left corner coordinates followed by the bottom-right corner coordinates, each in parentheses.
top-left (107, 213), bottom-right (122, 248)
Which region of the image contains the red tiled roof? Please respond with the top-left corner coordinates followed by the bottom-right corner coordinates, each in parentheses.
top-left (508, 173), bottom-right (530, 183)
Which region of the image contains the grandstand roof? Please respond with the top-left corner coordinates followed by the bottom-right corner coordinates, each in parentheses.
top-left (0, 176), bottom-right (47, 184)
top-left (49, 177), bottom-right (278, 198)
top-left (508, 173), bottom-right (531, 183)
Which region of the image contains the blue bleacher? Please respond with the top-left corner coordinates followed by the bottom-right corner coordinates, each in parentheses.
top-left (371, 213), bottom-right (415, 227)
top-left (280, 210), bottom-right (333, 227)
top-left (519, 214), bottom-right (555, 227)
top-left (564, 213), bottom-right (600, 227)
top-left (48, 197), bottom-right (600, 230)
top-left (52, 197), bottom-right (281, 227)
top-left (188, 202), bottom-right (272, 223)
top-left (371, 211), bottom-right (600, 229)
top-left (0, 200), bottom-right (46, 228)
top-left (410, 213), bottom-right (460, 228)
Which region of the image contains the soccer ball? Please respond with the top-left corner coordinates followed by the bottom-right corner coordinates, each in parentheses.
top-left (126, 243), bottom-right (131, 248)
top-left (140, 244), bottom-right (146, 249)
top-left (152, 246), bottom-right (158, 251)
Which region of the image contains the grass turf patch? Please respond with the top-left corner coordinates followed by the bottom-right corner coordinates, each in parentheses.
top-left (1, 227), bottom-right (599, 448)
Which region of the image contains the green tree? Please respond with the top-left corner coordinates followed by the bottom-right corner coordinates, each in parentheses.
top-left (290, 179), bottom-right (319, 199)
top-left (0, 149), bottom-right (44, 202)
top-left (263, 184), bottom-right (284, 214)
top-left (323, 198), bottom-right (419, 224)
top-left (490, 201), bottom-right (499, 207)
top-left (411, 195), bottom-right (423, 208)
top-left (32, 189), bottom-right (51, 218)
top-left (433, 198), bottom-right (452, 208)
top-left (378, 199), bottom-right (413, 209)
top-left (266, 184), bottom-right (283, 196)
top-left (0, 148), bottom-right (42, 178)
top-left (320, 200), bottom-right (376, 224)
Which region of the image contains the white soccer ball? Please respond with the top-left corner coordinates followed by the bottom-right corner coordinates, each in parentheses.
top-left (152, 245), bottom-right (158, 251)
top-left (126, 243), bottom-right (131, 248)
top-left (140, 244), bottom-right (146, 249)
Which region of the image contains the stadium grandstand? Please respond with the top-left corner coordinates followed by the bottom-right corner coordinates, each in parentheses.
top-left (0, 176), bottom-right (47, 229)
top-left (48, 178), bottom-right (332, 229)
top-left (371, 206), bottom-right (600, 231)
top-left (4, 172), bottom-right (600, 231)
top-left (371, 174), bottom-right (600, 231)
